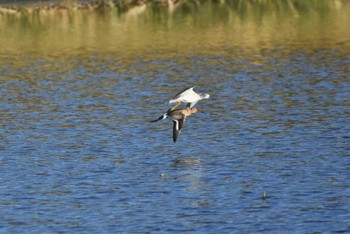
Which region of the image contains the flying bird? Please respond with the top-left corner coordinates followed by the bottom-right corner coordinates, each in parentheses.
top-left (151, 107), bottom-right (199, 142)
top-left (169, 86), bottom-right (210, 108)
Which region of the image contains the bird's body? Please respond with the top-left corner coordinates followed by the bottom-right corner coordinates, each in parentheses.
top-left (150, 107), bottom-right (199, 142)
top-left (169, 86), bottom-right (210, 108)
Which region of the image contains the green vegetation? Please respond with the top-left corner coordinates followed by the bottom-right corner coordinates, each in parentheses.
top-left (0, 0), bottom-right (349, 55)
top-left (0, 0), bottom-right (347, 18)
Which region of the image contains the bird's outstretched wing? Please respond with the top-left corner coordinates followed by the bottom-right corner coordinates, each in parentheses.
top-left (172, 116), bottom-right (185, 143)
top-left (174, 86), bottom-right (195, 98)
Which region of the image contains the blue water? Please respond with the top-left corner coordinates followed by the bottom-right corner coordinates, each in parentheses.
top-left (1, 48), bottom-right (350, 233)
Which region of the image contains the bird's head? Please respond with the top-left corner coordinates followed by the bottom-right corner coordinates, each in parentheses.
top-left (191, 108), bottom-right (199, 113)
top-left (203, 93), bottom-right (210, 99)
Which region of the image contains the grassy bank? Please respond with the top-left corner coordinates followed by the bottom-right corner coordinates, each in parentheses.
top-left (1, 0), bottom-right (349, 55)
top-left (0, 0), bottom-right (347, 16)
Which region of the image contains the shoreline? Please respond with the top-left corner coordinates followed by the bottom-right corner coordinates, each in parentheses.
top-left (0, 0), bottom-right (348, 15)
top-left (0, 0), bottom-right (170, 14)
top-left (0, 0), bottom-right (348, 16)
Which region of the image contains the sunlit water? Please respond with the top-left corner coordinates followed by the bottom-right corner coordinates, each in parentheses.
top-left (1, 1), bottom-right (350, 233)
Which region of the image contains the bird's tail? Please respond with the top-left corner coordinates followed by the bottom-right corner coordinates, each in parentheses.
top-left (169, 99), bottom-right (177, 104)
top-left (150, 114), bottom-right (167, 123)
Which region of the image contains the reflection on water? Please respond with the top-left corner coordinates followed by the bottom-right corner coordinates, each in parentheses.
top-left (0, 0), bottom-right (350, 54)
top-left (1, 0), bottom-right (350, 233)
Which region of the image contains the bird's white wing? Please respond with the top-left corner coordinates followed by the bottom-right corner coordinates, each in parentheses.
top-left (174, 86), bottom-right (195, 98)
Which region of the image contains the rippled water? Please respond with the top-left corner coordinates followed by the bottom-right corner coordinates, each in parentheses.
top-left (1, 1), bottom-right (350, 233)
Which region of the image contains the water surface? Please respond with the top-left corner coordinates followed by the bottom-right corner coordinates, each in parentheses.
top-left (1, 1), bottom-right (350, 233)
